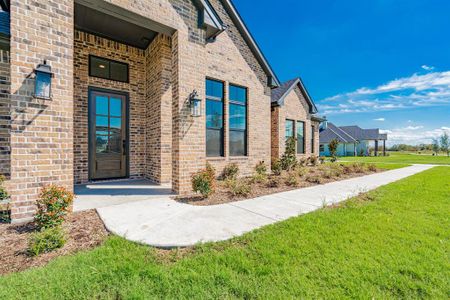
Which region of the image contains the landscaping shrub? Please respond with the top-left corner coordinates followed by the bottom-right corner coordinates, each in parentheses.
top-left (255, 161), bottom-right (267, 176)
top-left (251, 173), bottom-right (268, 184)
top-left (285, 173), bottom-right (299, 187)
top-left (227, 179), bottom-right (252, 197)
top-left (281, 137), bottom-right (297, 171)
top-left (342, 164), bottom-right (353, 174)
top-left (28, 226), bottom-right (66, 256)
top-left (35, 185), bottom-right (74, 230)
top-left (298, 157), bottom-right (307, 167)
top-left (0, 175), bottom-right (9, 201)
top-left (319, 157), bottom-right (325, 164)
top-left (295, 165), bottom-right (307, 177)
top-left (266, 177), bottom-right (282, 188)
top-left (352, 163), bottom-right (367, 173)
top-left (222, 163), bottom-right (239, 180)
top-left (192, 168), bottom-right (215, 198)
top-left (367, 163), bottom-right (378, 172)
top-left (310, 156), bottom-right (318, 166)
top-left (328, 163), bottom-right (344, 177)
top-left (328, 139), bottom-right (339, 162)
top-left (306, 174), bottom-right (323, 184)
top-left (271, 159), bottom-right (282, 176)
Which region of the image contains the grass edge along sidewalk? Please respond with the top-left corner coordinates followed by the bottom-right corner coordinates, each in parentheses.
top-left (0, 166), bottom-right (448, 299)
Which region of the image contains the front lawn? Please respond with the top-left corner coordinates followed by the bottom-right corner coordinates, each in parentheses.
top-left (340, 151), bottom-right (450, 165)
top-left (1, 167), bottom-right (448, 299)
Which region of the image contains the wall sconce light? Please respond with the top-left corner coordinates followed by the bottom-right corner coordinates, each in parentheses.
top-left (189, 90), bottom-right (202, 117)
top-left (34, 60), bottom-right (53, 99)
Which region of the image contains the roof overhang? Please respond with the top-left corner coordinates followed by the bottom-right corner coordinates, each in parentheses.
top-left (311, 115), bottom-right (327, 122)
top-left (193, 0), bottom-right (225, 41)
top-left (0, 0), bottom-right (9, 12)
top-left (221, 0), bottom-right (280, 88)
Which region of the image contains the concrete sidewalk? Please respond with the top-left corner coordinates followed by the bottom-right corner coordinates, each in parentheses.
top-left (97, 164), bottom-right (433, 248)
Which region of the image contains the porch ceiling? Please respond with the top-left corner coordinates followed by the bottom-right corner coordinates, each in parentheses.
top-left (74, 1), bottom-right (175, 49)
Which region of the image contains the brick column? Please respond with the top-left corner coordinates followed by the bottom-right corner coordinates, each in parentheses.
top-left (9, 0), bottom-right (74, 222)
top-left (171, 30), bottom-right (207, 194)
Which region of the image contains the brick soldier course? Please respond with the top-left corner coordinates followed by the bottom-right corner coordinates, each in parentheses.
top-left (0, 0), bottom-right (323, 223)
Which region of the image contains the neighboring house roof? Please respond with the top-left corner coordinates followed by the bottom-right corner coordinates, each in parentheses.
top-left (0, 10), bottom-right (10, 38)
top-left (221, 0), bottom-right (280, 87)
top-left (271, 77), bottom-right (318, 114)
top-left (320, 123), bottom-right (387, 144)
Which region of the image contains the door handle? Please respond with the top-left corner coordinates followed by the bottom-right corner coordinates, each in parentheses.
top-left (122, 140), bottom-right (127, 155)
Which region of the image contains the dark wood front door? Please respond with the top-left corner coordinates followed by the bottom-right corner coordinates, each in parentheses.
top-left (89, 89), bottom-right (128, 180)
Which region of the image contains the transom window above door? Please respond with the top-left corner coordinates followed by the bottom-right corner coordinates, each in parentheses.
top-left (89, 55), bottom-right (129, 83)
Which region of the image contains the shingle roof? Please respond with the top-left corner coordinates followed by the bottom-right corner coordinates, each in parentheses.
top-left (271, 77), bottom-right (318, 113)
top-left (320, 123), bottom-right (387, 143)
top-left (0, 11), bottom-right (10, 37)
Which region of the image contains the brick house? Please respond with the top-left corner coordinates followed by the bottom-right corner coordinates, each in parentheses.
top-left (270, 78), bottom-right (323, 164)
top-left (0, 0), bottom-right (322, 223)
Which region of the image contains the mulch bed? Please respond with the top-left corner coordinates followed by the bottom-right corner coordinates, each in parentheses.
top-left (0, 210), bottom-right (109, 276)
top-left (176, 165), bottom-right (381, 206)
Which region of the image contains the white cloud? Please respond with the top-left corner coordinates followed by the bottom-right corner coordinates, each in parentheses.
top-left (382, 126), bottom-right (450, 146)
top-left (421, 65), bottom-right (435, 71)
top-left (373, 118), bottom-right (385, 121)
top-left (318, 70), bottom-right (450, 115)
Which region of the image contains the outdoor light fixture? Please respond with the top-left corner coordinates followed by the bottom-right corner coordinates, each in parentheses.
top-left (34, 60), bottom-right (53, 99)
top-left (189, 90), bottom-right (202, 117)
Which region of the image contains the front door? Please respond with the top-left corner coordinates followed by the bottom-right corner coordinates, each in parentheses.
top-left (89, 89), bottom-right (128, 180)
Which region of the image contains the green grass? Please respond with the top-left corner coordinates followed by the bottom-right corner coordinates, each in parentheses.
top-left (1, 167), bottom-right (449, 299)
top-left (340, 151), bottom-right (450, 165)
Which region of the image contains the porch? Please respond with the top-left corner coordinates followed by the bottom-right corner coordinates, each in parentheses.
top-left (74, 179), bottom-right (174, 212)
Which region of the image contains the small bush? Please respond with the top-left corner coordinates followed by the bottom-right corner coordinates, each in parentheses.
top-left (266, 177), bottom-right (282, 188)
top-left (0, 175), bottom-right (9, 201)
top-left (306, 174), bottom-right (323, 184)
top-left (328, 139), bottom-right (339, 162)
top-left (35, 185), bottom-right (74, 230)
top-left (222, 163), bottom-right (239, 180)
top-left (342, 164), bottom-right (353, 174)
top-left (281, 137), bottom-right (297, 171)
top-left (310, 156), bottom-right (318, 166)
top-left (328, 163), bottom-right (344, 177)
top-left (319, 157), bottom-right (325, 164)
top-left (227, 179), bottom-right (252, 197)
top-left (285, 173), bottom-right (299, 187)
top-left (271, 159), bottom-right (282, 176)
top-left (367, 163), bottom-right (377, 172)
top-left (352, 163), bottom-right (366, 173)
top-left (28, 226), bottom-right (66, 256)
top-left (295, 166), bottom-right (307, 177)
top-left (192, 168), bottom-right (215, 198)
top-left (251, 173), bottom-right (268, 184)
top-left (255, 161), bottom-right (267, 176)
top-left (298, 158), bottom-right (307, 167)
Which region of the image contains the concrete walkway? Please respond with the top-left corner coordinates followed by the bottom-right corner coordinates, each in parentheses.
top-left (74, 179), bottom-right (174, 212)
top-left (97, 164), bottom-right (433, 248)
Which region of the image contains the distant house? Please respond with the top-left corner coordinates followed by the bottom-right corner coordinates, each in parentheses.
top-left (319, 122), bottom-right (388, 157)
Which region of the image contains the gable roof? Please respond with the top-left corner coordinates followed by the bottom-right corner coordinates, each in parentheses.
top-left (320, 123), bottom-right (387, 144)
top-left (221, 0), bottom-right (280, 87)
top-left (271, 77), bottom-right (318, 113)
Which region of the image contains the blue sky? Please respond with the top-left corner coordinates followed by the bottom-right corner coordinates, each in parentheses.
top-left (233, 0), bottom-right (450, 145)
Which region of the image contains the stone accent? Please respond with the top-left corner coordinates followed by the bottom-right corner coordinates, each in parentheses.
top-left (9, 0), bottom-right (74, 222)
top-left (271, 86), bottom-right (318, 164)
